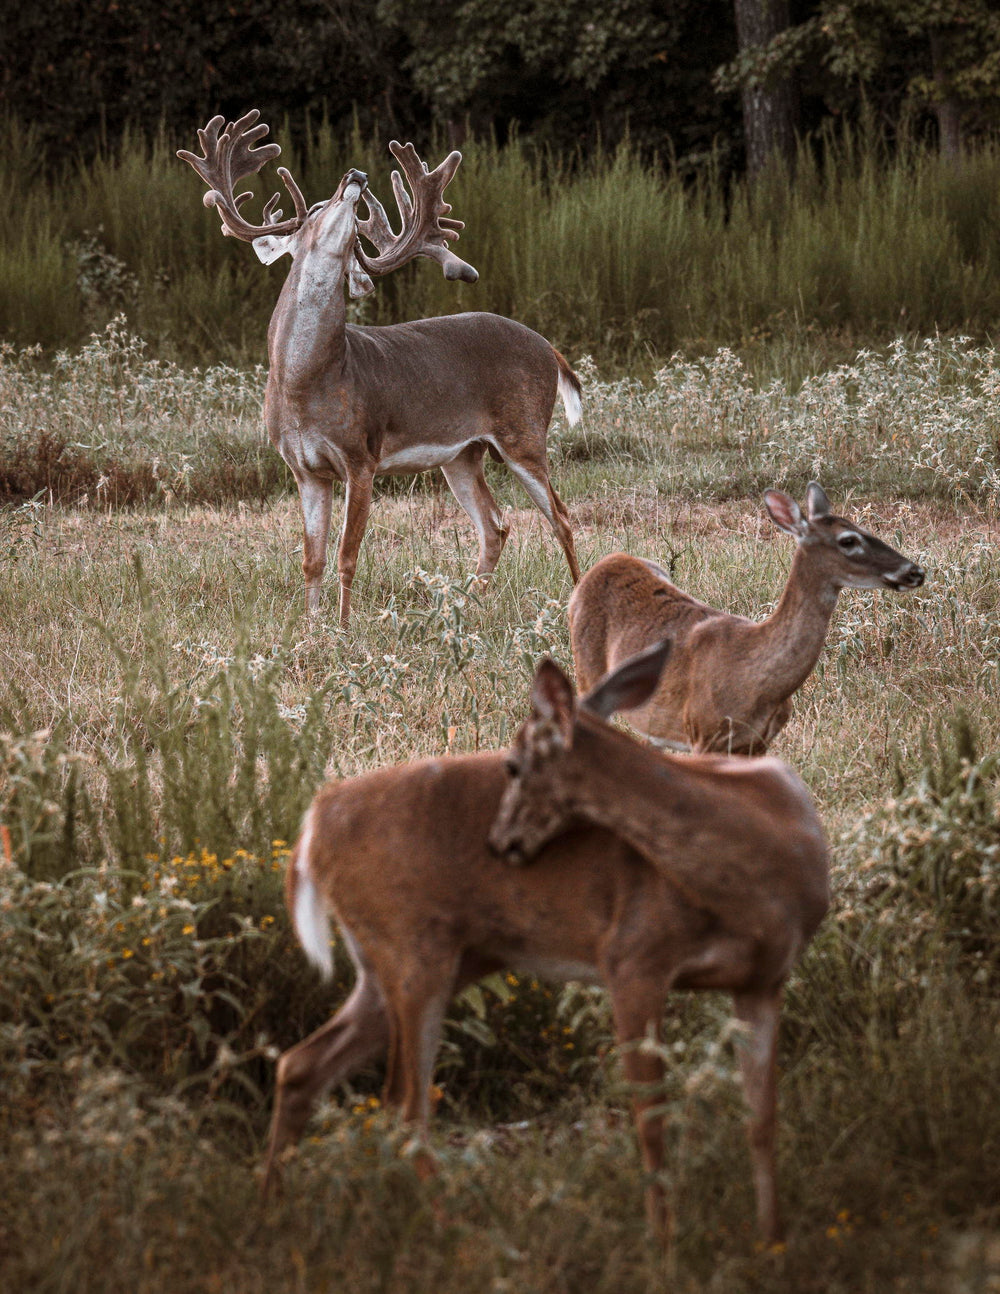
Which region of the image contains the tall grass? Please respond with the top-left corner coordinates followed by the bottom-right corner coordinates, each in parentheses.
top-left (4, 115), bottom-right (1000, 366)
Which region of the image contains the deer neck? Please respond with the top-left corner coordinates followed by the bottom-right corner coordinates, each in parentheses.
top-left (270, 253), bottom-right (349, 384)
top-left (747, 543), bottom-right (840, 699)
top-left (566, 722), bottom-right (694, 870)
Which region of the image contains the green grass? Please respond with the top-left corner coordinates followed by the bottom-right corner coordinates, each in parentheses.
top-left (1, 330), bottom-right (999, 1290)
top-left (5, 115), bottom-right (1000, 370)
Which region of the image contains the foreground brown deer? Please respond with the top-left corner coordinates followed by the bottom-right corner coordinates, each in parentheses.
top-left (178, 112), bottom-right (580, 624)
top-left (569, 483), bottom-right (924, 754)
top-left (263, 641), bottom-right (829, 1246)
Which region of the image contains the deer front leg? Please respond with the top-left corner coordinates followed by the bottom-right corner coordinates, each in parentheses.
top-left (732, 987), bottom-right (783, 1244)
top-left (297, 473), bottom-right (334, 618)
top-left (610, 983), bottom-right (670, 1241)
top-left (337, 465), bottom-right (374, 627)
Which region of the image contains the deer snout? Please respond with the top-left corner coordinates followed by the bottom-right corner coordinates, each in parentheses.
top-left (487, 824), bottom-right (527, 866)
top-left (884, 563), bottom-right (925, 590)
top-left (334, 169), bottom-right (368, 201)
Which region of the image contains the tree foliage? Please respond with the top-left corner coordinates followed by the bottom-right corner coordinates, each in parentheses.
top-left (716, 0), bottom-right (1000, 152)
top-left (2, 0), bottom-right (1000, 169)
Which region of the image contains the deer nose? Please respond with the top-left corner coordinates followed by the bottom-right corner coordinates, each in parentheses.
top-left (502, 841), bottom-right (528, 867)
top-left (886, 563), bottom-right (925, 589)
top-left (488, 827), bottom-right (526, 866)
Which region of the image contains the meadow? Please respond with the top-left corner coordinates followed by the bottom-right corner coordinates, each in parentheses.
top-left (5, 114), bottom-right (1000, 377)
top-left (1, 319), bottom-right (998, 1291)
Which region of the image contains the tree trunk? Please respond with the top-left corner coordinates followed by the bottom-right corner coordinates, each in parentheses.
top-left (733, 0), bottom-right (798, 178)
top-left (930, 30), bottom-right (963, 159)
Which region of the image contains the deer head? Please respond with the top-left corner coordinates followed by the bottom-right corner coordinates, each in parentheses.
top-left (178, 113), bottom-right (478, 300)
top-left (763, 483), bottom-right (925, 591)
top-left (489, 640), bottom-right (673, 865)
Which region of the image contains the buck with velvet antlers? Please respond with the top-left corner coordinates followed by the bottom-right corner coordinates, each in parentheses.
top-left (262, 641), bottom-right (829, 1247)
top-left (568, 483), bottom-right (925, 755)
top-left (179, 111), bottom-right (580, 623)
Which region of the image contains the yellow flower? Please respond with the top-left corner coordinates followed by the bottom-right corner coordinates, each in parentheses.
top-left (182, 924), bottom-right (196, 936)
top-left (121, 948), bottom-right (134, 959)
top-left (260, 915), bottom-right (275, 928)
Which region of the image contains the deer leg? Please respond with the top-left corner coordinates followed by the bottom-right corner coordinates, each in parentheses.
top-left (609, 982), bottom-right (670, 1240)
top-left (732, 987), bottom-right (783, 1244)
top-left (502, 456), bottom-right (580, 583)
top-left (441, 446), bottom-right (509, 581)
top-left (336, 466), bottom-right (374, 627)
top-left (297, 473), bottom-right (334, 617)
top-left (262, 968), bottom-right (389, 1198)
top-left (380, 961), bottom-right (456, 1180)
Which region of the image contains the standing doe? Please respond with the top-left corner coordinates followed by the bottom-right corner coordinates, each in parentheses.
top-left (179, 112), bottom-right (580, 624)
top-left (569, 483), bottom-right (924, 754)
top-left (263, 641), bottom-right (829, 1246)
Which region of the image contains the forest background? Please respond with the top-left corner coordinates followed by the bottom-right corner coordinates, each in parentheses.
top-left (4, 0), bottom-right (1000, 371)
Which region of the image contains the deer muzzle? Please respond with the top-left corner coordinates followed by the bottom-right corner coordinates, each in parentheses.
top-left (884, 562), bottom-right (925, 589)
top-left (335, 169), bottom-right (368, 202)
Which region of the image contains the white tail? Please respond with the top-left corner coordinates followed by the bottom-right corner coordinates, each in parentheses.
top-left (263, 644), bottom-right (829, 1248)
top-left (568, 482), bottom-right (925, 754)
top-left (289, 815), bottom-right (333, 979)
top-left (557, 361), bottom-right (582, 426)
top-left (179, 112), bottom-right (580, 625)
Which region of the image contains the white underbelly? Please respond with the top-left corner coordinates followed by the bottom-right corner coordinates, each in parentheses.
top-left (378, 438), bottom-right (481, 473)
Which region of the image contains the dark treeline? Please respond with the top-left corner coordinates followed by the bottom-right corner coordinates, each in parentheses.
top-left (4, 1), bottom-right (1000, 175)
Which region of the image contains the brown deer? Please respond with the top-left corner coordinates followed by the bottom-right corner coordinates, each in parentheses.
top-left (568, 483), bottom-right (924, 754)
top-left (178, 111), bottom-right (580, 624)
top-left (263, 641), bottom-right (830, 1247)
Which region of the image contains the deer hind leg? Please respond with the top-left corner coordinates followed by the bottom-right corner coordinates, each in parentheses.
top-left (380, 957), bottom-right (458, 1179)
top-left (608, 980), bottom-right (671, 1240)
top-left (336, 465), bottom-right (374, 627)
top-left (296, 473), bottom-right (334, 618)
top-left (503, 455), bottom-right (580, 584)
top-left (732, 987), bottom-right (783, 1244)
top-left (262, 965), bottom-right (389, 1198)
top-left (441, 445), bottom-right (509, 581)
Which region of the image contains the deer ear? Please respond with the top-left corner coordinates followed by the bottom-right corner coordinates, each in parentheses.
top-left (764, 489), bottom-right (808, 539)
top-left (581, 639), bottom-right (671, 720)
top-left (347, 254), bottom-right (376, 299)
top-left (529, 658), bottom-right (576, 749)
top-left (805, 481), bottom-right (832, 519)
top-left (253, 233), bottom-right (297, 264)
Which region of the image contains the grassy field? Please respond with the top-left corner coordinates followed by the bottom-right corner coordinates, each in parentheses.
top-left (1, 327), bottom-right (999, 1291)
top-left (5, 115), bottom-right (1000, 372)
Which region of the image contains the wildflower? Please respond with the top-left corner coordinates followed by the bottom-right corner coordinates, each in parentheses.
top-left (182, 924), bottom-right (196, 936)
top-left (260, 915), bottom-right (275, 928)
top-left (121, 948), bottom-right (134, 959)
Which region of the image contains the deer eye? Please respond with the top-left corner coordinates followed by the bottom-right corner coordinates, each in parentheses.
top-left (837, 532), bottom-right (865, 554)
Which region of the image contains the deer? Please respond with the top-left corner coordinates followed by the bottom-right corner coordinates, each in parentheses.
top-left (178, 111), bottom-right (580, 625)
top-left (262, 640), bottom-right (830, 1248)
top-left (568, 482), bottom-right (925, 755)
